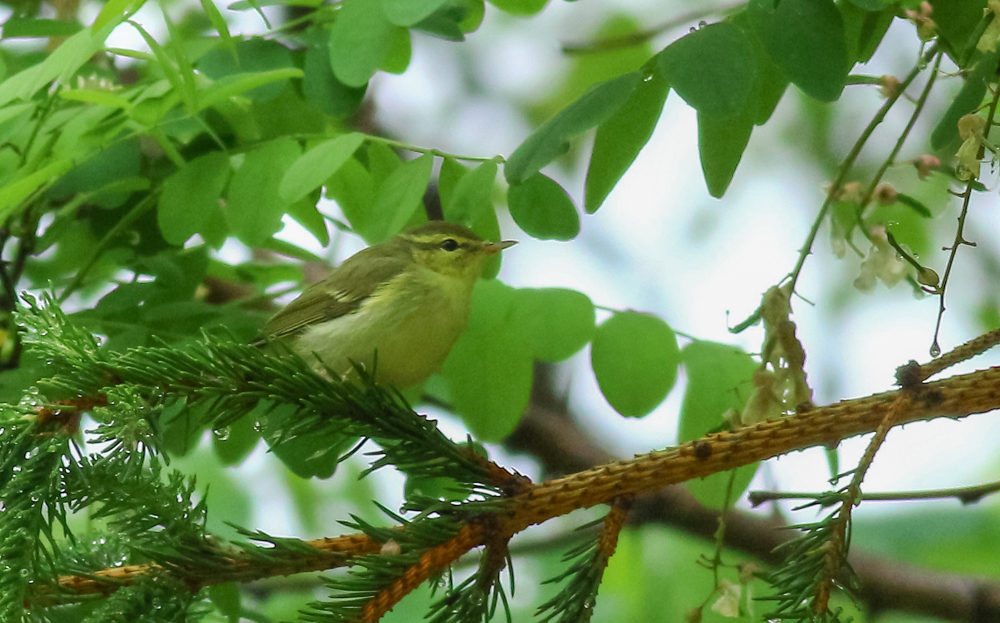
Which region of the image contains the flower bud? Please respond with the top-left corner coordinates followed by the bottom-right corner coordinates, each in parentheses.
top-left (874, 183), bottom-right (898, 206)
top-left (917, 266), bottom-right (940, 288)
top-left (912, 154), bottom-right (940, 179)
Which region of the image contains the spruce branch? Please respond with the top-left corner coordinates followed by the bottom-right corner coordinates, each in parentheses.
top-left (536, 496), bottom-right (632, 623)
top-left (15, 295), bottom-right (1000, 621)
top-left (36, 349), bottom-right (1000, 611)
top-left (425, 519), bottom-right (512, 623)
top-left (80, 571), bottom-right (201, 623)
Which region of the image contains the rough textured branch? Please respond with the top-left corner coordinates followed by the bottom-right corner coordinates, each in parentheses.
top-left (47, 362), bottom-right (1000, 606)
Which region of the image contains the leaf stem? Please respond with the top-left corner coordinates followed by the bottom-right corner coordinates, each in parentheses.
top-left (58, 192), bottom-right (159, 303)
top-left (749, 479), bottom-right (1000, 506)
top-left (785, 45), bottom-right (938, 296)
top-left (932, 80), bottom-right (1000, 356)
top-left (560, 2), bottom-right (744, 55)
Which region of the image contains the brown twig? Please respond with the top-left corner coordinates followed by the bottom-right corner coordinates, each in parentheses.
top-left (511, 366), bottom-right (1000, 622)
top-left (933, 65), bottom-right (1000, 355)
top-left (359, 524), bottom-right (484, 622)
top-left (911, 324), bottom-right (1000, 382)
top-left (749, 478), bottom-right (1000, 506)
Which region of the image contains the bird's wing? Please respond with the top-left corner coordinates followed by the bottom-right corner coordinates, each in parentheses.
top-left (261, 251), bottom-right (410, 340)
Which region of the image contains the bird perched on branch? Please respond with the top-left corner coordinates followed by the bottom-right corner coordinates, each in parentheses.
top-left (260, 221), bottom-right (516, 388)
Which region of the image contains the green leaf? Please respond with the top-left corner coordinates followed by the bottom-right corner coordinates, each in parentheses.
top-left (227, 0), bottom-right (323, 8)
top-left (678, 341), bottom-right (759, 509)
top-left (442, 159), bottom-right (503, 276)
top-left (58, 88), bottom-right (133, 109)
top-left (287, 199), bottom-right (331, 246)
top-left (130, 20), bottom-right (193, 112)
top-left (896, 193), bottom-right (933, 218)
top-left (363, 152), bottom-right (434, 243)
top-left (208, 583), bottom-right (242, 623)
top-left (444, 159), bottom-right (497, 224)
top-left (932, 0), bottom-right (989, 63)
top-left (442, 280), bottom-right (533, 441)
top-left (505, 72), bottom-right (641, 185)
top-left (200, 0), bottom-right (235, 50)
top-left (414, 1), bottom-right (472, 40)
top-left (513, 288), bottom-right (595, 362)
top-left (198, 67), bottom-right (303, 110)
top-left (197, 38), bottom-right (297, 104)
top-left (931, 50), bottom-right (998, 149)
top-left (591, 311), bottom-right (680, 418)
top-left (657, 22), bottom-right (756, 118)
top-left (840, 3), bottom-right (894, 64)
top-left (302, 27), bottom-right (367, 118)
top-left (227, 138), bottom-right (301, 246)
top-left (260, 236), bottom-right (324, 263)
top-left (158, 151), bottom-right (231, 247)
top-left (0, 103), bottom-right (33, 127)
top-left (366, 140), bottom-right (402, 181)
top-left (585, 70), bottom-right (668, 213)
top-left (439, 157), bottom-right (468, 210)
top-left (0, 159), bottom-right (74, 221)
top-left (325, 157), bottom-right (375, 234)
top-left (260, 402), bottom-right (355, 479)
top-left (486, 0), bottom-right (548, 16)
top-left (329, 0), bottom-right (393, 87)
top-left (382, 0), bottom-right (449, 26)
top-left (507, 173), bottom-right (580, 241)
top-left (0, 26), bottom-right (109, 107)
top-left (698, 109), bottom-right (754, 198)
top-left (48, 138), bottom-right (141, 207)
top-left (380, 26), bottom-right (412, 74)
top-left (732, 9), bottom-right (788, 126)
top-left (845, 0), bottom-right (891, 9)
top-left (457, 0), bottom-right (485, 32)
top-left (749, 0), bottom-right (849, 102)
top-left (279, 133), bottom-right (366, 203)
top-left (93, 0), bottom-right (145, 32)
top-left (199, 68), bottom-right (305, 110)
top-left (2, 18), bottom-right (83, 38)
top-left (212, 412), bottom-right (260, 467)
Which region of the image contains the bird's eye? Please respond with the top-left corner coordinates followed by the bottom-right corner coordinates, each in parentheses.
top-left (440, 238), bottom-right (460, 252)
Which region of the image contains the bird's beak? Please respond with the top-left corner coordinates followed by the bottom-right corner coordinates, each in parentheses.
top-left (481, 240), bottom-right (517, 255)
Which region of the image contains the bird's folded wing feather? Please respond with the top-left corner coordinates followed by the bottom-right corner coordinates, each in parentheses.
top-left (261, 251), bottom-right (410, 340)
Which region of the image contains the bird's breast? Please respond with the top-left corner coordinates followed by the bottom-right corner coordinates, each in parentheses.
top-left (295, 269), bottom-right (474, 388)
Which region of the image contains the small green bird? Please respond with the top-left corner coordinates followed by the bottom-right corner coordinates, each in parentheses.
top-left (261, 221), bottom-right (516, 388)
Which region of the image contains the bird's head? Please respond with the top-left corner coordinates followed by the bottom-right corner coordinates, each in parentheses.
top-left (396, 222), bottom-right (517, 283)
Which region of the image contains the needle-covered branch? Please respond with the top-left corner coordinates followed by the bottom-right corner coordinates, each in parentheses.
top-left (11, 295), bottom-right (1000, 621)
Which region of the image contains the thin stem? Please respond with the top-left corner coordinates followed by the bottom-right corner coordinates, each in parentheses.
top-left (560, 2), bottom-right (743, 55)
top-left (58, 193), bottom-right (159, 303)
top-left (0, 227), bottom-right (15, 311)
top-left (932, 80), bottom-right (1000, 356)
top-left (370, 136), bottom-right (501, 163)
top-left (785, 45), bottom-right (938, 296)
top-left (916, 324), bottom-right (1000, 382)
top-left (749, 479), bottom-right (1000, 506)
top-left (845, 74), bottom-right (885, 86)
top-left (885, 229), bottom-right (929, 275)
top-left (857, 53), bottom-right (943, 221)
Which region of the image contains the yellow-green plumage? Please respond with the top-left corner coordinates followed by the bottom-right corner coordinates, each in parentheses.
top-left (261, 221), bottom-right (515, 388)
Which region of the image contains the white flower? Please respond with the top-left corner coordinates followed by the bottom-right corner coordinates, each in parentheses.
top-left (854, 228), bottom-right (913, 292)
top-left (710, 579), bottom-right (742, 618)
